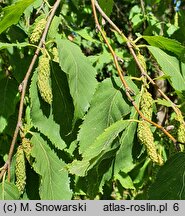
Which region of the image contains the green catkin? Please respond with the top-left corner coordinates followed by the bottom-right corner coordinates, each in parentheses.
top-left (178, 123), bottom-right (185, 144)
top-left (140, 88), bottom-right (153, 120)
top-left (176, 114), bottom-right (185, 150)
top-left (37, 54), bottom-right (53, 104)
top-left (174, 12), bottom-right (179, 27)
top-left (15, 146), bottom-right (26, 194)
top-left (30, 18), bottom-right (47, 44)
top-left (52, 47), bottom-right (59, 63)
top-left (137, 121), bottom-right (163, 165)
top-left (137, 53), bottom-right (147, 72)
top-left (22, 138), bottom-right (32, 162)
top-left (137, 87), bottom-right (163, 165)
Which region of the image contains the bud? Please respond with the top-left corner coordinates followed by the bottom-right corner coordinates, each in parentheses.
top-left (15, 146), bottom-right (26, 194)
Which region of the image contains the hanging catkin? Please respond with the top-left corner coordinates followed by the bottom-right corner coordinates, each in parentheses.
top-left (137, 121), bottom-right (163, 165)
top-left (176, 114), bottom-right (185, 145)
top-left (30, 18), bottom-right (47, 44)
top-left (52, 47), bottom-right (59, 63)
top-left (22, 138), bottom-right (32, 162)
top-left (140, 88), bottom-right (153, 120)
top-left (137, 52), bottom-right (147, 72)
top-left (37, 54), bottom-right (53, 105)
top-left (15, 146), bottom-right (26, 194)
top-left (137, 87), bottom-right (163, 165)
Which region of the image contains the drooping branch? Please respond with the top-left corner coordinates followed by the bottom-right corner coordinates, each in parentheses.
top-left (0, 0), bottom-right (62, 181)
top-left (93, 0), bottom-right (182, 118)
top-left (90, 0), bottom-right (178, 146)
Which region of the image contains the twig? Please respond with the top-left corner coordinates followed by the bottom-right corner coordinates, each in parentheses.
top-left (36, 1), bottom-right (45, 15)
top-left (91, 0), bottom-right (178, 145)
top-left (0, 0), bottom-right (62, 182)
top-left (140, 0), bottom-right (146, 29)
top-left (93, 0), bottom-right (182, 117)
top-left (94, 0), bottom-right (128, 43)
top-left (114, 2), bottom-right (125, 18)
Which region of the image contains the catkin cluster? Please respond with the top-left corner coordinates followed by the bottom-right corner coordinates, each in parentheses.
top-left (137, 87), bottom-right (163, 165)
top-left (22, 138), bottom-right (32, 162)
top-left (37, 54), bottom-right (53, 104)
top-left (15, 146), bottom-right (26, 194)
top-left (30, 18), bottom-right (47, 44)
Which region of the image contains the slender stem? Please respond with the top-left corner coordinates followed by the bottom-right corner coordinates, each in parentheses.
top-left (127, 42), bottom-right (180, 115)
top-left (0, 0), bottom-right (62, 181)
top-left (91, 1), bottom-right (130, 91)
top-left (91, 0), bottom-right (177, 145)
top-left (94, 0), bottom-right (182, 117)
top-left (94, 0), bottom-right (128, 42)
top-left (140, 0), bottom-right (145, 15)
top-left (140, 0), bottom-right (146, 29)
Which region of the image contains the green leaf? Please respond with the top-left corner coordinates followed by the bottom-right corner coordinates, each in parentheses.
top-left (24, 0), bottom-right (42, 21)
top-left (148, 153), bottom-right (185, 199)
top-left (99, 162), bottom-right (114, 193)
top-left (99, 0), bottom-right (114, 17)
top-left (75, 28), bottom-right (99, 43)
top-left (47, 16), bottom-right (62, 40)
top-left (83, 120), bottom-right (129, 160)
top-left (180, 62), bottom-right (185, 79)
top-left (131, 14), bottom-right (144, 29)
top-left (29, 71), bottom-right (66, 150)
top-left (115, 172), bottom-right (135, 190)
top-left (172, 11), bottom-right (185, 46)
top-left (68, 119), bottom-right (129, 176)
top-left (0, 78), bottom-right (18, 118)
top-left (0, 117), bottom-right (7, 133)
top-left (88, 47), bottom-right (113, 71)
top-left (31, 132), bottom-right (72, 200)
top-left (86, 159), bottom-right (113, 198)
top-left (155, 98), bottom-right (173, 107)
top-left (51, 62), bottom-right (74, 142)
top-left (67, 159), bottom-right (90, 177)
top-left (25, 164), bottom-right (40, 200)
top-left (113, 30), bottom-right (127, 44)
top-left (78, 77), bottom-right (137, 155)
top-left (129, 5), bottom-right (141, 19)
top-left (133, 159), bottom-right (150, 185)
top-left (0, 0), bottom-right (35, 35)
top-left (56, 37), bottom-right (97, 121)
top-left (0, 182), bottom-right (19, 200)
top-left (143, 36), bottom-right (185, 58)
top-left (148, 46), bottom-right (185, 93)
top-left (114, 105), bottom-right (138, 174)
